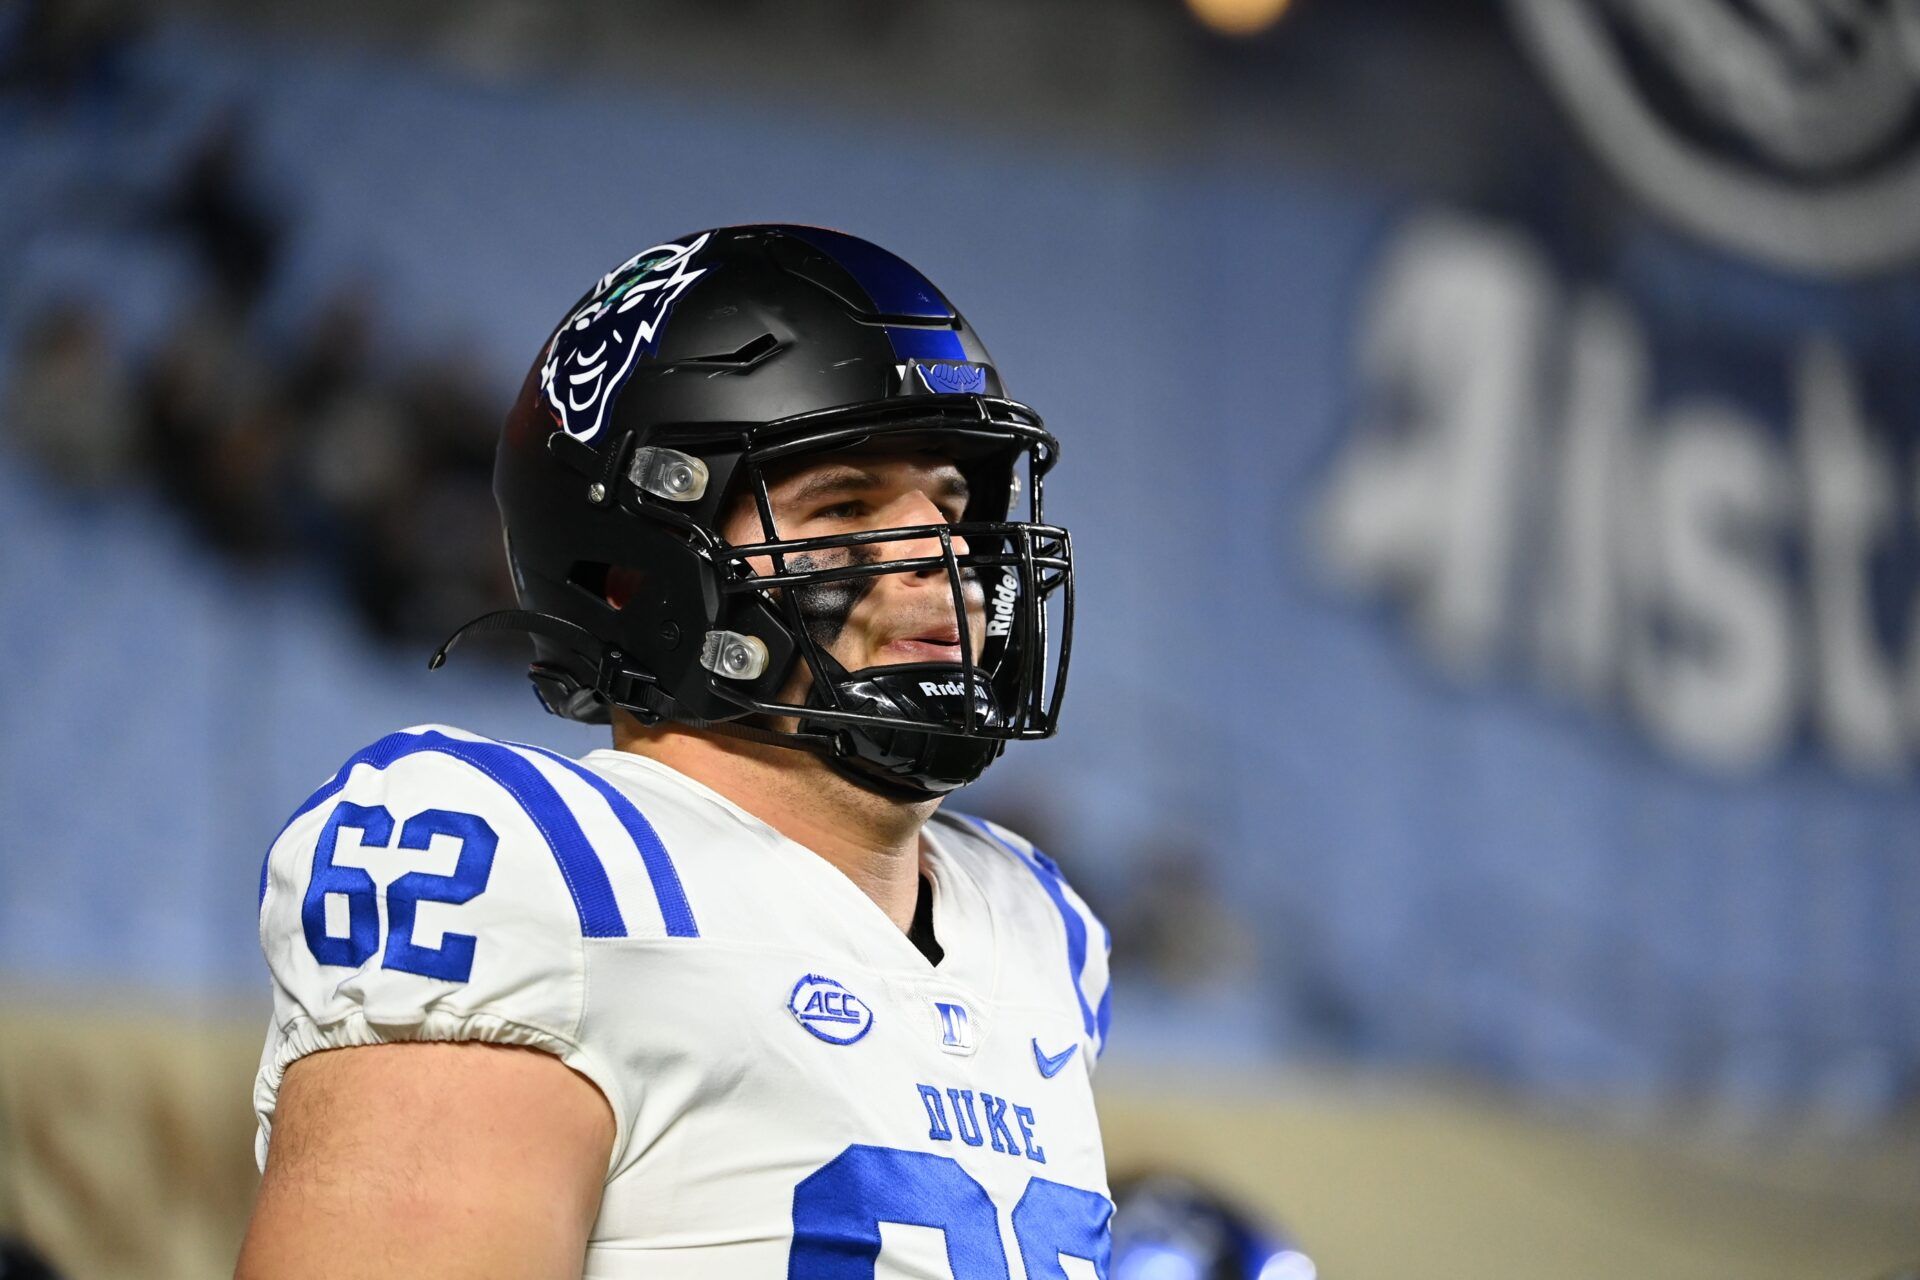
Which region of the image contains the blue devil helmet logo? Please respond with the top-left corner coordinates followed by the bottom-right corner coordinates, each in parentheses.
top-left (540, 232), bottom-right (711, 442)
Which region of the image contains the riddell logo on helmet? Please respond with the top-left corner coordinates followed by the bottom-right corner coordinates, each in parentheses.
top-left (987, 569), bottom-right (1018, 638)
top-left (920, 680), bottom-right (970, 697)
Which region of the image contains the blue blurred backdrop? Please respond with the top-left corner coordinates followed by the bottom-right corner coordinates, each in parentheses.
top-left (3, 0), bottom-right (1918, 1128)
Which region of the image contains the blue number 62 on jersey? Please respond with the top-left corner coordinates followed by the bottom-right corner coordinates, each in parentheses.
top-left (301, 800), bottom-right (498, 983)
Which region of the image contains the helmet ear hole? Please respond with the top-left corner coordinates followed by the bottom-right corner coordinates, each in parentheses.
top-left (565, 561), bottom-right (652, 610)
top-left (565, 561), bottom-right (612, 606)
top-left (605, 566), bottom-right (647, 610)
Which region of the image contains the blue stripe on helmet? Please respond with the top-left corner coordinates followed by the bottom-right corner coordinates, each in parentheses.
top-left (779, 227), bottom-right (968, 366)
top-left (886, 326), bottom-right (967, 362)
top-left (783, 226), bottom-right (954, 319)
top-left (262, 730), bottom-right (628, 938)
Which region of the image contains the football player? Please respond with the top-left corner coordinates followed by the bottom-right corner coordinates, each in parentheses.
top-left (237, 225), bottom-right (1112, 1278)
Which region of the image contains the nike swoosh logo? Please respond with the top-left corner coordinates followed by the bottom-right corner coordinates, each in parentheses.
top-left (1032, 1038), bottom-right (1079, 1078)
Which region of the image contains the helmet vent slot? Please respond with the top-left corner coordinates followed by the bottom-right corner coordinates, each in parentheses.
top-left (674, 332), bottom-right (781, 370)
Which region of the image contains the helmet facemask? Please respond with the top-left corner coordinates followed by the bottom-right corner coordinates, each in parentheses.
top-left (689, 404), bottom-right (1073, 797)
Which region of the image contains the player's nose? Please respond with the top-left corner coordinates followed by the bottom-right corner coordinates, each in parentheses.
top-left (880, 490), bottom-right (969, 574)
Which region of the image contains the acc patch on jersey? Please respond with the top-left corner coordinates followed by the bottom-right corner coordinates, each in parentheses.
top-left (541, 232), bottom-right (711, 442)
top-left (788, 973), bottom-right (874, 1045)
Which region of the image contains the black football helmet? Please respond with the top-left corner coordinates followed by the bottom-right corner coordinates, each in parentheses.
top-left (1109, 1173), bottom-right (1316, 1280)
top-left (435, 225), bottom-right (1073, 797)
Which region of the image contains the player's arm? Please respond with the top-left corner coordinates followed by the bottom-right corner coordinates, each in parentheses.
top-left (236, 1041), bottom-right (613, 1280)
top-left (246, 733), bottom-right (643, 1279)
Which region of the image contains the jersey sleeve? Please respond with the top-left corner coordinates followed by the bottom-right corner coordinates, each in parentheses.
top-left (1067, 874), bottom-right (1113, 1070)
top-left (959, 815), bottom-right (1115, 1071)
top-left (251, 725), bottom-right (632, 1170)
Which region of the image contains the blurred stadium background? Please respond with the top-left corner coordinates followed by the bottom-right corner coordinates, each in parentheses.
top-left (2, 0), bottom-right (1919, 1275)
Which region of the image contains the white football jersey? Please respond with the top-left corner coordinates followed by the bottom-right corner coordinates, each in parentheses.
top-left (254, 724), bottom-right (1113, 1278)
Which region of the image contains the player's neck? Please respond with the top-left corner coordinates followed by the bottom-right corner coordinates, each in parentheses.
top-left (610, 713), bottom-right (937, 932)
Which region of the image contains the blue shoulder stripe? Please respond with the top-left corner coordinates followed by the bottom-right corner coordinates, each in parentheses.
top-left (512, 742), bottom-right (699, 939)
top-left (1094, 922), bottom-right (1113, 1055)
top-left (260, 730), bottom-right (627, 938)
top-left (960, 815), bottom-right (1098, 1041)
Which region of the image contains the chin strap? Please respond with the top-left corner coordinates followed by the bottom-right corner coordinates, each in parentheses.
top-left (429, 608), bottom-right (674, 719)
top-left (691, 716), bottom-right (943, 800)
top-left (429, 608), bottom-right (601, 670)
top-left (429, 610), bottom-right (960, 800)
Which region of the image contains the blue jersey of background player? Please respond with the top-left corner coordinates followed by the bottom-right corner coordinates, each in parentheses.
top-left (239, 225), bottom-right (1112, 1278)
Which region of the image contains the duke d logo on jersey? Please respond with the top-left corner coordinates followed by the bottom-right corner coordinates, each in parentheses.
top-left (932, 999), bottom-right (975, 1056)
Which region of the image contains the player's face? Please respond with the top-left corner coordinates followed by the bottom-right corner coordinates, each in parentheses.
top-left (723, 453), bottom-right (988, 675)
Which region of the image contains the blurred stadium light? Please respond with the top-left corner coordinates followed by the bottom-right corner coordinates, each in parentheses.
top-left (1184, 0), bottom-right (1295, 38)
